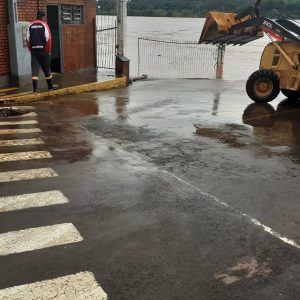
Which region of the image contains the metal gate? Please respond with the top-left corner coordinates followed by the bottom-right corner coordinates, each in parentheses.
top-left (96, 15), bottom-right (117, 76)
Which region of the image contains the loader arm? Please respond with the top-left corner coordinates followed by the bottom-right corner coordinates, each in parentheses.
top-left (232, 17), bottom-right (300, 44)
top-left (235, 0), bottom-right (262, 20)
top-left (199, 0), bottom-right (300, 46)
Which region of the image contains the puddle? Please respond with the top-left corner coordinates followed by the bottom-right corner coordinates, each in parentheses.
top-left (0, 106), bottom-right (35, 118)
top-left (0, 109), bottom-right (24, 117)
top-left (194, 125), bottom-right (247, 148)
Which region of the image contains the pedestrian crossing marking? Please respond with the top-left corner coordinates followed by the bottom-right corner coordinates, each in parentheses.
top-left (0, 128), bottom-right (41, 135)
top-left (0, 138), bottom-right (45, 147)
top-left (0, 120), bottom-right (38, 126)
top-left (0, 271), bottom-right (107, 299)
top-left (0, 223), bottom-right (83, 256)
top-left (0, 191), bottom-right (69, 213)
top-left (0, 151), bottom-right (52, 162)
top-left (0, 168), bottom-right (58, 183)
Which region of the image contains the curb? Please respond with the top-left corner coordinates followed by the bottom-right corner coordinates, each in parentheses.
top-left (0, 77), bottom-right (126, 105)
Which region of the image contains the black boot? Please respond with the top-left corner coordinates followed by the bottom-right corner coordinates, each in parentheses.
top-left (32, 79), bottom-right (38, 93)
top-left (46, 79), bottom-right (58, 91)
top-left (46, 78), bottom-right (54, 90)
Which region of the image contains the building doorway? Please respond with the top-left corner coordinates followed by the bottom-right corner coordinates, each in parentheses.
top-left (47, 5), bottom-right (62, 73)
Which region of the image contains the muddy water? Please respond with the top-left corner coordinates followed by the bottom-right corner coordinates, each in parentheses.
top-left (127, 16), bottom-right (270, 80)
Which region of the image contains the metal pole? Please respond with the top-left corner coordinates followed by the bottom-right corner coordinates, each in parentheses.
top-left (216, 44), bottom-right (225, 79)
top-left (116, 0), bottom-right (127, 56)
top-left (138, 38), bottom-right (140, 76)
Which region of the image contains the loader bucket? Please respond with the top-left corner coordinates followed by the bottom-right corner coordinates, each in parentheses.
top-left (199, 12), bottom-right (263, 45)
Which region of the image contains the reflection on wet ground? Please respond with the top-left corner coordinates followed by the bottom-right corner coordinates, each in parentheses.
top-left (37, 98), bottom-right (99, 163)
top-left (115, 96), bottom-right (129, 121)
top-left (243, 99), bottom-right (300, 160)
top-left (191, 94), bottom-right (300, 162)
top-left (16, 79), bottom-right (300, 165)
top-left (195, 126), bottom-right (247, 148)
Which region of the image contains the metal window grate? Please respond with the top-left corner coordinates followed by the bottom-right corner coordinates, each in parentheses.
top-left (61, 5), bottom-right (83, 24)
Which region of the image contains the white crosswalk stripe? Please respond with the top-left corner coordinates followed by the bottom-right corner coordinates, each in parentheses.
top-left (0, 271), bottom-right (107, 300)
top-left (0, 128), bottom-right (41, 135)
top-left (0, 223), bottom-right (83, 256)
top-left (0, 115), bottom-right (103, 298)
top-left (0, 151), bottom-right (52, 162)
top-left (0, 191), bottom-right (69, 213)
top-left (0, 120), bottom-right (38, 126)
top-left (0, 168), bottom-right (58, 183)
top-left (0, 138), bottom-right (45, 147)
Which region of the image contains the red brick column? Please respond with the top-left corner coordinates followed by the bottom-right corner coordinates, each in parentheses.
top-left (0, 2), bottom-right (10, 76)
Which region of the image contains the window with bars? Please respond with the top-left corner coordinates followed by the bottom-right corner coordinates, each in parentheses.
top-left (61, 5), bottom-right (84, 24)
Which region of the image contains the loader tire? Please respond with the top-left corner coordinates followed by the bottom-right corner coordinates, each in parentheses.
top-left (246, 70), bottom-right (280, 103)
top-left (281, 89), bottom-right (300, 99)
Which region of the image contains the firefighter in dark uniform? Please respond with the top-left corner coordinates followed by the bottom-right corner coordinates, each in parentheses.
top-left (26, 11), bottom-right (56, 92)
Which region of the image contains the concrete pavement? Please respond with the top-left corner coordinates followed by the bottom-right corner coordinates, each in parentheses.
top-left (0, 79), bottom-right (300, 299)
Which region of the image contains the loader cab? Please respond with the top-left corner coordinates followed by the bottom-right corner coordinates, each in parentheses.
top-left (260, 42), bottom-right (300, 72)
top-left (259, 43), bottom-right (281, 70)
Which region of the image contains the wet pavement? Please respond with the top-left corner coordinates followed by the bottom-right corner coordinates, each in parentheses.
top-left (0, 69), bottom-right (113, 98)
top-left (0, 79), bottom-right (300, 299)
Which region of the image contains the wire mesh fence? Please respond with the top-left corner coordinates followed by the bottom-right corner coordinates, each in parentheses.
top-left (95, 17), bottom-right (221, 79)
top-left (138, 37), bottom-right (219, 79)
top-left (96, 15), bottom-right (117, 77)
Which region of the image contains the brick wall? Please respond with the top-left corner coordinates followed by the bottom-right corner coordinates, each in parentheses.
top-left (50, 0), bottom-right (96, 72)
top-left (0, 2), bottom-right (10, 76)
top-left (18, 0), bottom-right (47, 21)
top-left (0, 0), bottom-right (96, 77)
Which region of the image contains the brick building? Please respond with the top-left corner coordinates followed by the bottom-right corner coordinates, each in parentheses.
top-left (0, 0), bottom-right (96, 87)
top-left (0, 2), bottom-right (10, 81)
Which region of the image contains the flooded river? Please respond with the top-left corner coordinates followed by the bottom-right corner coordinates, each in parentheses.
top-left (126, 16), bottom-right (272, 80)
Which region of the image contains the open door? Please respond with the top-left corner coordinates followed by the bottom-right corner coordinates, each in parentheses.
top-left (47, 5), bottom-right (63, 73)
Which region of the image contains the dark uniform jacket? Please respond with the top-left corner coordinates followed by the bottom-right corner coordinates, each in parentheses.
top-left (26, 20), bottom-right (52, 53)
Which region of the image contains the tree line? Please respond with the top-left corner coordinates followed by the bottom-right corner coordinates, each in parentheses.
top-left (97, 0), bottom-right (300, 19)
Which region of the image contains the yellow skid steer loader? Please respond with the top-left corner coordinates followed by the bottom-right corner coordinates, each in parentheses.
top-left (199, 0), bottom-right (300, 103)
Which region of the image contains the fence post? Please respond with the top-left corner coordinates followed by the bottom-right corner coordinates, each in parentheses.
top-left (216, 44), bottom-right (225, 79)
top-left (116, 0), bottom-right (127, 56)
top-left (138, 38), bottom-right (140, 76)
top-left (116, 0), bottom-right (130, 85)
top-left (94, 18), bottom-right (97, 69)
